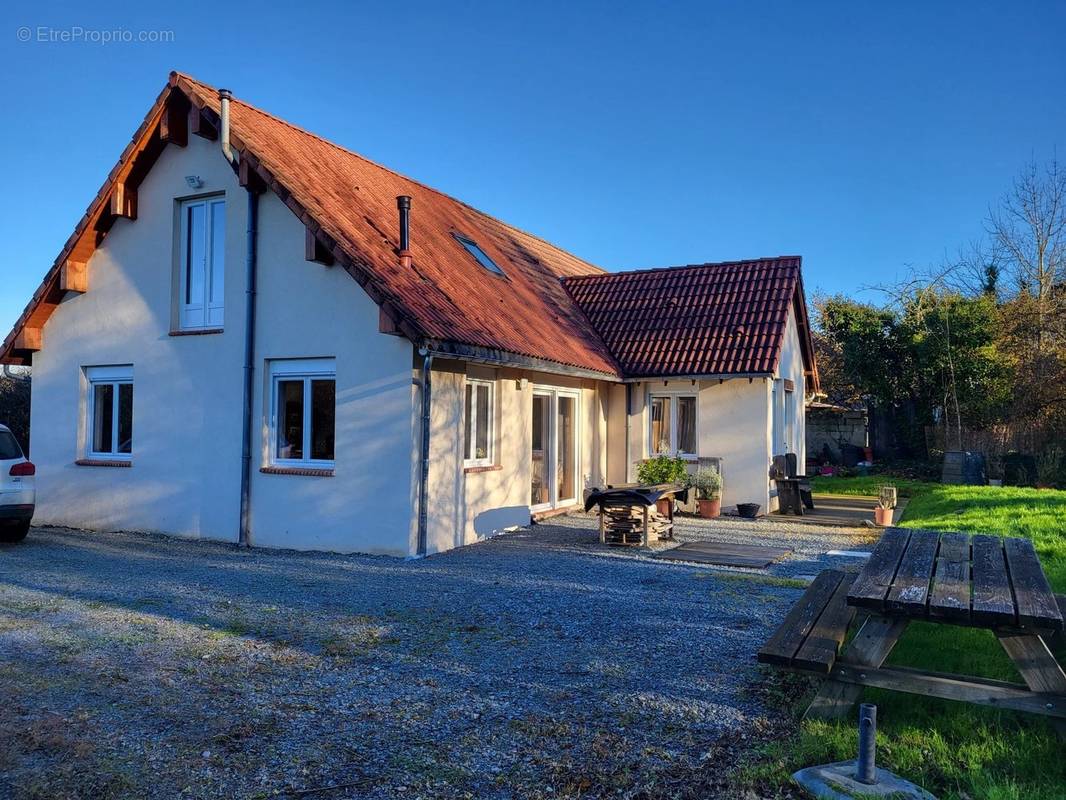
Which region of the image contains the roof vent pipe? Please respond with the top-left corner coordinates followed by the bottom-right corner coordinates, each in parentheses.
top-left (219, 89), bottom-right (236, 166)
top-left (397, 195), bottom-right (412, 269)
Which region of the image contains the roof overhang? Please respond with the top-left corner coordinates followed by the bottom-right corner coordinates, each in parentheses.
top-left (423, 339), bottom-right (621, 382)
top-left (789, 271), bottom-right (820, 393)
top-left (621, 373), bottom-right (772, 384)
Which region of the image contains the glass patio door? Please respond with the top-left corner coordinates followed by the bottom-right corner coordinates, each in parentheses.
top-left (530, 388), bottom-right (579, 512)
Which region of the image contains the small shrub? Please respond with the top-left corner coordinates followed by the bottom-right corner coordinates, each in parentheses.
top-left (692, 468), bottom-right (722, 500)
top-left (636, 454), bottom-right (689, 486)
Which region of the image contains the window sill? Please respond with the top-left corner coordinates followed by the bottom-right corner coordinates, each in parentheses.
top-left (75, 458), bottom-right (132, 468)
top-left (169, 328), bottom-right (224, 337)
top-left (464, 464), bottom-right (502, 474)
top-left (260, 466), bottom-right (334, 478)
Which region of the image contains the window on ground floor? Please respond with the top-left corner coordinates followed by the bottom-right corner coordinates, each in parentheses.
top-left (463, 378), bottom-right (495, 467)
top-left (269, 359), bottom-right (336, 468)
top-left (649, 394), bottom-right (696, 456)
top-left (85, 365), bottom-right (133, 459)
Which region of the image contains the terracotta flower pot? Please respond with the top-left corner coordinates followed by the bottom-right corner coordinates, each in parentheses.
top-left (655, 498), bottom-right (673, 518)
top-left (874, 507), bottom-right (893, 526)
top-left (698, 498), bottom-right (721, 518)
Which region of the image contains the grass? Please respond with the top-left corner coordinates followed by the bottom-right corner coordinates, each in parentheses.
top-left (744, 478), bottom-right (1066, 800)
top-left (810, 474), bottom-right (931, 498)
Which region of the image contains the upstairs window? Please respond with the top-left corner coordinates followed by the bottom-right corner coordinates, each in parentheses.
top-left (179, 197), bottom-right (225, 329)
top-left (269, 359), bottom-right (336, 468)
top-left (463, 379), bottom-right (495, 467)
top-left (649, 394), bottom-right (697, 457)
top-left (85, 365), bottom-right (133, 459)
top-left (453, 233), bottom-right (505, 276)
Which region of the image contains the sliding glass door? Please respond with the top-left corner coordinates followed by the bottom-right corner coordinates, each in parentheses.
top-left (530, 388), bottom-right (580, 512)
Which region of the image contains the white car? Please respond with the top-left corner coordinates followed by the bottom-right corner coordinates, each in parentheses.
top-left (0, 424), bottom-right (34, 542)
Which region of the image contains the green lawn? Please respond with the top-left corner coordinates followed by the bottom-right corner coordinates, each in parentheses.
top-left (744, 479), bottom-right (1066, 800)
top-left (810, 473), bottom-right (931, 498)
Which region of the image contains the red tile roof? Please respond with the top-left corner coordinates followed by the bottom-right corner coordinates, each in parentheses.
top-left (176, 74), bottom-right (620, 376)
top-left (2, 72), bottom-right (817, 390)
top-left (563, 257), bottom-right (818, 386)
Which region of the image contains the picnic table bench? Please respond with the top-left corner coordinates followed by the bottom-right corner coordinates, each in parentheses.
top-left (759, 529), bottom-right (1066, 730)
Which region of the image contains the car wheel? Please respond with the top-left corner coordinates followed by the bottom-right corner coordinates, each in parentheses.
top-left (0, 521), bottom-right (30, 543)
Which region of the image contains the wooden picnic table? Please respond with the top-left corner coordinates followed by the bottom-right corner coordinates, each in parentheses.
top-left (806, 528), bottom-right (1066, 728)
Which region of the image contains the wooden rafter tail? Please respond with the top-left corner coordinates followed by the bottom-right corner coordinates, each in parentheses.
top-left (60, 259), bottom-right (88, 294)
top-left (305, 228), bottom-right (335, 266)
top-left (238, 154), bottom-right (265, 193)
top-left (109, 182), bottom-right (137, 220)
top-left (189, 104), bottom-right (217, 140)
top-left (160, 92), bottom-right (190, 147)
top-left (13, 327), bottom-right (41, 352)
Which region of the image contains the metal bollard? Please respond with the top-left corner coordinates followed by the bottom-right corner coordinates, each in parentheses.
top-left (856, 703), bottom-right (877, 784)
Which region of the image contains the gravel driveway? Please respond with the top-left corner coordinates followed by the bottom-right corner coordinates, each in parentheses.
top-left (0, 515), bottom-right (875, 799)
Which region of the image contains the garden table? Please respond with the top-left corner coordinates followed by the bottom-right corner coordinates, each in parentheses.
top-left (806, 528), bottom-right (1066, 731)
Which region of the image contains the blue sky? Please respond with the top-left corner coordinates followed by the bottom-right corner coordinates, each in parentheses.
top-left (1, 1), bottom-right (1063, 333)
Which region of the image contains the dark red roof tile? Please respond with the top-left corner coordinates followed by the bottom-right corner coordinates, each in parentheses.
top-left (563, 257), bottom-right (817, 383)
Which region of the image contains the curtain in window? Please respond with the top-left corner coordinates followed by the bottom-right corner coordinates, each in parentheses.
top-left (677, 396), bottom-right (696, 454)
top-left (650, 397), bottom-right (671, 454)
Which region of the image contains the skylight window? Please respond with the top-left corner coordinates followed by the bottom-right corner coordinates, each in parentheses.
top-left (453, 233), bottom-right (505, 276)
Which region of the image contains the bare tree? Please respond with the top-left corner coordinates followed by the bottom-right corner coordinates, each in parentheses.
top-left (986, 157), bottom-right (1066, 349)
top-left (943, 239), bottom-right (1006, 299)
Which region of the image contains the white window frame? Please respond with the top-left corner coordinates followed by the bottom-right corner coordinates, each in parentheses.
top-left (530, 386), bottom-right (581, 512)
top-left (784, 383), bottom-right (795, 454)
top-left (463, 378), bottom-right (496, 468)
top-left (85, 365), bottom-right (133, 460)
top-left (268, 358), bottom-right (337, 469)
top-left (648, 391), bottom-right (698, 459)
top-left (178, 196), bottom-right (226, 330)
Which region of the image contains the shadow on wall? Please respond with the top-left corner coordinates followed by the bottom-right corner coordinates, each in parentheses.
top-left (473, 505), bottom-right (529, 540)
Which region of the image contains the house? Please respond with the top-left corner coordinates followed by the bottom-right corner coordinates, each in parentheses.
top-left (0, 72), bottom-right (818, 557)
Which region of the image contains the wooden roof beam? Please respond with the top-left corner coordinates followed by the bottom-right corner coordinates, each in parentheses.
top-left (60, 259), bottom-right (88, 294)
top-left (160, 94), bottom-right (189, 147)
top-left (13, 327), bottom-right (41, 352)
top-left (189, 105), bottom-right (217, 140)
top-left (110, 183), bottom-right (137, 220)
top-left (305, 228), bottom-right (334, 266)
top-left (238, 154), bottom-right (266, 194)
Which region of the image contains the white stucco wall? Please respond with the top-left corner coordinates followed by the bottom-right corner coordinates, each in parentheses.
top-left (248, 188), bottom-right (415, 556)
top-left (421, 359), bottom-right (610, 555)
top-left (620, 378), bottom-right (773, 513)
top-left (28, 135), bottom-right (415, 555)
top-left (772, 307), bottom-right (807, 464)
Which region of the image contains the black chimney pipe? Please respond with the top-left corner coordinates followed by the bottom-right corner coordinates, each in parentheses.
top-left (397, 195), bottom-right (411, 253)
top-left (397, 196), bottom-right (412, 269)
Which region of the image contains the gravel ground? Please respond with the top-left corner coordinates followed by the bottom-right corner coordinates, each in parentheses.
top-left (0, 515), bottom-right (876, 799)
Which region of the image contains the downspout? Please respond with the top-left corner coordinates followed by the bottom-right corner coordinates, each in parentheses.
top-left (218, 87), bottom-right (257, 548)
top-left (417, 348), bottom-right (432, 557)
top-left (624, 383), bottom-right (632, 483)
top-left (399, 195), bottom-right (431, 557)
top-left (238, 186), bottom-right (258, 547)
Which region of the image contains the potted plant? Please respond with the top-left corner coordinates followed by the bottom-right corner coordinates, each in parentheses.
top-left (874, 485), bottom-right (896, 526)
top-left (692, 468), bottom-right (722, 518)
top-left (636, 454), bottom-right (689, 516)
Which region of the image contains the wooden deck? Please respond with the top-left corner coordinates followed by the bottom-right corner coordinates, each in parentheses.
top-left (653, 541), bottom-right (792, 568)
top-left (772, 493), bottom-right (906, 528)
